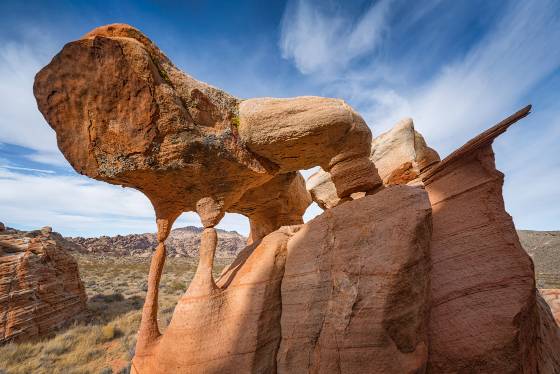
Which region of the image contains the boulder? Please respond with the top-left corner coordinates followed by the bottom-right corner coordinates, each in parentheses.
top-left (34, 23), bottom-right (380, 223)
top-left (0, 228), bottom-right (87, 344)
top-left (306, 117), bottom-right (440, 209)
top-left (371, 118), bottom-right (440, 185)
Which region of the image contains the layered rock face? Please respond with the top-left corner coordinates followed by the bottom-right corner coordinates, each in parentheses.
top-left (420, 108), bottom-right (558, 373)
top-left (34, 23), bottom-right (559, 373)
top-left (0, 226), bottom-right (87, 344)
top-left (278, 186), bottom-right (432, 373)
top-left (541, 290), bottom-right (560, 325)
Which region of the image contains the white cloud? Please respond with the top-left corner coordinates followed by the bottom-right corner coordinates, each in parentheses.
top-left (280, 0), bottom-right (560, 230)
top-left (0, 166), bottom-right (251, 237)
top-left (280, 0), bottom-right (392, 75)
top-left (0, 33), bottom-right (62, 157)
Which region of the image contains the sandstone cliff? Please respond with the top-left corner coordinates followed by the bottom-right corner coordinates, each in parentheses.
top-left (0, 225), bottom-right (87, 344)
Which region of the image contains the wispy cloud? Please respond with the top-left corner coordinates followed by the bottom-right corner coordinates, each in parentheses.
top-left (0, 166), bottom-right (250, 236)
top-left (280, 0), bottom-right (560, 229)
top-left (280, 0), bottom-right (392, 75)
top-left (0, 28), bottom-right (73, 169)
top-left (2, 165), bottom-right (55, 174)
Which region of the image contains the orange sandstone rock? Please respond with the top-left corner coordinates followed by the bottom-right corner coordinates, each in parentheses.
top-left (0, 228), bottom-right (87, 344)
top-left (33, 22), bottom-right (560, 374)
top-left (34, 23), bottom-right (380, 362)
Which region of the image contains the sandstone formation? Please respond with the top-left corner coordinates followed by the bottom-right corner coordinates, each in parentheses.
top-left (34, 23), bottom-right (380, 367)
top-left (67, 226), bottom-right (246, 257)
top-left (420, 106), bottom-right (560, 372)
top-left (278, 186), bottom-right (432, 373)
top-left (0, 226), bottom-right (87, 344)
top-left (34, 23), bottom-right (560, 374)
top-left (307, 117), bottom-right (440, 209)
top-left (541, 289), bottom-right (560, 325)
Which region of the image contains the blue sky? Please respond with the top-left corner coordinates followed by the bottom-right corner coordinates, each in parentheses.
top-left (0, 0), bottom-right (559, 237)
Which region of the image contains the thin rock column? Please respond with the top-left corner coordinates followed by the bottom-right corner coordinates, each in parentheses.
top-left (136, 214), bottom-right (177, 355)
top-left (186, 197), bottom-right (225, 297)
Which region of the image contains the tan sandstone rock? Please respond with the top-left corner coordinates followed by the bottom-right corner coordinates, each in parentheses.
top-left (132, 226), bottom-right (300, 373)
top-left (371, 117), bottom-right (440, 185)
top-left (278, 185), bottom-right (432, 374)
top-left (307, 117), bottom-right (440, 209)
top-left (0, 228), bottom-right (87, 344)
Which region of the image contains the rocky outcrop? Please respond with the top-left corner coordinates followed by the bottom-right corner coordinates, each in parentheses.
top-left (131, 186), bottom-right (431, 373)
top-left (34, 23), bottom-right (560, 374)
top-left (420, 106), bottom-right (560, 372)
top-left (133, 226), bottom-right (299, 373)
top-left (541, 289), bottom-right (560, 325)
top-left (0, 227), bottom-right (87, 344)
top-left (67, 226), bottom-right (246, 257)
top-left (307, 117), bottom-right (440, 209)
top-left (35, 23), bottom-right (382, 359)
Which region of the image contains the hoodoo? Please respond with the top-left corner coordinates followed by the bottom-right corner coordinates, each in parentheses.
top-left (34, 24), bottom-right (560, 373)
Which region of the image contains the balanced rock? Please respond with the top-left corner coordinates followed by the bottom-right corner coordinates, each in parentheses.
top-left (307, 117), bottom-right (440, 209)
top-left (34, 23), bottom-right (380, 223)
top-left (33, 22), bottom-right (560, 374)
top-left (34, 23), bottom-right (381, 365)
top-left (0, 227), bottom-right (87, 344)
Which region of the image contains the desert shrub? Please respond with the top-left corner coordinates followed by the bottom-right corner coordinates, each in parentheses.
top-left (100, 324), bottom-right (122, 341)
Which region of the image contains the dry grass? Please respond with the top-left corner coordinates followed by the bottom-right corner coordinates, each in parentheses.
top-left (0, 254), bottom-right (232, 374)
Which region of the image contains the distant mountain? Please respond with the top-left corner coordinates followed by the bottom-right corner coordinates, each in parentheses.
top-left (517, 230), bottom-right (560, 288)
top-left (66, 226), bottom-right (246, 258)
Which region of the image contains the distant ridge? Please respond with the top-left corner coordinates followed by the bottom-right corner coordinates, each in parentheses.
top-left (66, 226), bottom-right (246, 258)
top-left (517, 230), bottom-right (560, 288)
